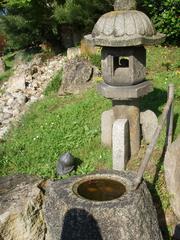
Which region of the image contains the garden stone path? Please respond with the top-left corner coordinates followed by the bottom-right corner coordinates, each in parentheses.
top-left (0, 54), bottom-right (66, 139)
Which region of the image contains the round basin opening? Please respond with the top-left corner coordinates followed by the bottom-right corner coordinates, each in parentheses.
top-left (76, 178), bottom-right (126, 201)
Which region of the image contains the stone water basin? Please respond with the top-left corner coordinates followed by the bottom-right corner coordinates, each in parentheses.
top-left (44, 170), bottom-right (163, 240)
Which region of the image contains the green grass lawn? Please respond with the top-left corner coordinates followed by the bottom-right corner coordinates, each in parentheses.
top-left (0, 45), bottom-right (179, 238)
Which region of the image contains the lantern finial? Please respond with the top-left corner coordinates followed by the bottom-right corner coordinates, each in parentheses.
top-left (114, 0), bottom-right (137, 11)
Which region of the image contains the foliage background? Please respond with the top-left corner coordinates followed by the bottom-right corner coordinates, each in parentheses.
top-left (0, 0), bottom-right (179, 52)
top-left (137, 0), bottom-right (180, 45)
top-left (0, 0), bottom-right (114, 51)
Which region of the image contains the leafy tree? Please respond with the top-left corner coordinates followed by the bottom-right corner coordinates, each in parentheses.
top-left (0, 0), bottom-right (57, 50)
top-left (137, 0), bottom-right (180, 44)
top-left (0, 0), bottom-right (113, 51)
top-left (53, 0), bottom-right (113, 32)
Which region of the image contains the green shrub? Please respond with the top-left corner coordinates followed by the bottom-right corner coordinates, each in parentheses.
top-left (0, 15), bottom-right (40, 51)
top-left (88, 53), bottom-right (101, 70)
top-left (0, 70), bottom-right (12, 85)
top-left (3, 51), bottom-right (16, 70)
top-left (137, 0), bottom-right (180, 44)
top-left (0, 0), bottom-right (114, 51)
top-left (0, 52), bottom-right (15, 85)
top-left (53, 0), bottom-right (113, 33)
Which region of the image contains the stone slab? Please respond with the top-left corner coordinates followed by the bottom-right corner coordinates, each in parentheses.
top-left (140, 110), bottom-right (158, 144)
top-left (58, 58), bottom-right (93, 95)
top-left (0, 174), bottom-right (46, 240)
top-left (113, 100), bottom-right (140, 156)
top-left (97, 81), bottom-right (153, 100)
top-left (112, 119), bottom-right (129, 171)
top-left (101, 109), bottom-right (115, 147)
top-left (7, 72), bottom-right (26, 92)
top-left (67, 47), bottom-right (81, 59)
top-left (164, 135), bottom-right (180, 220)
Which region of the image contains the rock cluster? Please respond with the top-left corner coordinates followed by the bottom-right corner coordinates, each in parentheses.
top-left (58, 57), bottom-right (99, 96)
top-left (0, 174), bottom-right (46, 240)
top-left (140, 110), bottom-right (158, 144)
top-left (44, 171), bottom-right (163, 240)
top-left (0, 54), bottom-right (66, 139)
top-left (0, 172), bottom-right (163, 240)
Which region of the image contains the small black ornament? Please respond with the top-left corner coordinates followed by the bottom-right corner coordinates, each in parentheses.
top-left (56, 152), bottom-right (75, 176)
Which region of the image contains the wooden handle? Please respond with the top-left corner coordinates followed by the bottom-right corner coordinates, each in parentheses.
top-left (133, 84), bottom-right (175, 190)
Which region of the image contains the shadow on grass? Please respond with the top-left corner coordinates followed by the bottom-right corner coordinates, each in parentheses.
top-left (147, 180), bottom-right (170, 240)
top-left (140, 87), bottom-right (179, 134)
top-left (173, 113), bottom-right (179, 139)
top-left (140, 87), bottom-right (167, 117)
top-left (148, 134), bottom-right (177, 240)
top-left (74, 157), bottom-right (83, 171)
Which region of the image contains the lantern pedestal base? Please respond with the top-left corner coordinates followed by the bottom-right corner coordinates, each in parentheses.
top-left (100, 81), bottom-right (153, 155)
top-left (101, 100), bottom-right (140, 156)
top-left (112, 100), bottom-right (140, 155)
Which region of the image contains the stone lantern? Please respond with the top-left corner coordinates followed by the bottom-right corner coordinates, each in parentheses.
top-left (85, 0), bottom-right (165, 157)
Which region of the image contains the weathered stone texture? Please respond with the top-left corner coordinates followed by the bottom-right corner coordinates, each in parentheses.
top-left (101, 46), bottom-right (146, 86)
top-left (114, 0), bottom-right (137, 10)
top-left (85, 10), bottom-right (165, 47)
top-left (0, 175), bottom-right (46, 240)
top-left (6, 66), bottom-right (26, 92)
top-left (101, 109), bottom-right (115, 147)
top-left (164, 136), bottom-right (180, 220)
top-left (0, 172), bottom-right (163, 240)
top-left (97, 81), bottom-right (153, 100)
top-left (140, 110), bottom-right (158, 144)
top-left (112, 119), bottom-right (129, 170)
top-left (58, 58), bottom-right (95, 95)
top-left (113, 100), bottom-right (140, 155)
top-left (43, 171), bottom-right (163, 240)
top-left (67, 47), bottom-right (81, 60)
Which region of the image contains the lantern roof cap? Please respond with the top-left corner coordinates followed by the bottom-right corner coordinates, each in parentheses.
top-left (85, 1), bottom-right (165, 47)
